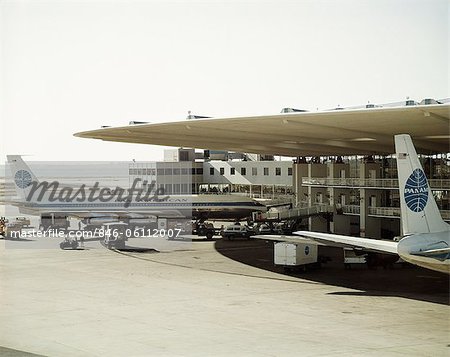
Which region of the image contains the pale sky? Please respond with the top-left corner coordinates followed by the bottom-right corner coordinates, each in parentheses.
top-left (1, 0), bottom-right (448, 161)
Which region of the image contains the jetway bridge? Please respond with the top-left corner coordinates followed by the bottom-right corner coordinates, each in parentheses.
top-left (253, 203), bottom-right (333, 223)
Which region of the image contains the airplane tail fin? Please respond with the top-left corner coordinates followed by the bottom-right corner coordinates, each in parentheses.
top-left (394, 135), bottom-right (449, 235)
top-left (6, 155), bottom-right (40, 201)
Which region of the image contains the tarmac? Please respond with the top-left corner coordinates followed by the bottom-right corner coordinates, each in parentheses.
top-left (0, 233), bottom-right (449, 356)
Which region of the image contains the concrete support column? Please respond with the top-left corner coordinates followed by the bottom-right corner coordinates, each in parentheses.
top-left (359, 161), bottom-right (381, 237)
top-left (308, 163), bottom-right (327, 232)
top-left (327, 163), bottom-right (335, 233)
top-left (359, 161), bottom-right (367, 237)
top-left (293, 163), bottom-right (308, 206)
top-left (359, 188), bottom-right (367, 237)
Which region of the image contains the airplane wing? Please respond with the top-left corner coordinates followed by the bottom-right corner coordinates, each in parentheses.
top-left (252, 234), bottom-right (323, 246)
top-left (295, 231), bottom-right (398, 254)
top-left (253, 232), bottom-right (398, 255)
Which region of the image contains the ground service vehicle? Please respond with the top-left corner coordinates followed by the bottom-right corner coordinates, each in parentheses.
top-left (221, 224), bottom-right (254, 240)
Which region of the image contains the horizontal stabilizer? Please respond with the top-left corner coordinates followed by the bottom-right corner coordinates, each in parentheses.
top-left (410, 247), bottom-right (450, 257)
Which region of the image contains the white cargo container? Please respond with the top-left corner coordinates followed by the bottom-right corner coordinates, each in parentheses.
top-left (274, 242), bottom-right (318, 267)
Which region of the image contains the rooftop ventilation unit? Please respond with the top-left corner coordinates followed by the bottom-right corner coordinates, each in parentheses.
top-left (420, 98), bottom-right (442, 105)
top-left (280, 108), bottom-right (308, 113)
top-left (186, 111), bottom-right (211, 120)
top-left (405, 99), bottom-right (418, 106)
top-left (129, 121), bottom-right (149, 125)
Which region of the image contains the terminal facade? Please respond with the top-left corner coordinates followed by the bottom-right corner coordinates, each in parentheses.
top-left (129, 147), bottom-right (449, 240)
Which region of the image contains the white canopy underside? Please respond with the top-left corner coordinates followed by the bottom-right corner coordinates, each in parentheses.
top-left (75, 104), bottom-right (450, 156)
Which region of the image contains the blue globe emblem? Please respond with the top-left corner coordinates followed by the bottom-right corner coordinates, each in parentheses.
top-left (305, 245), bottom-right (310, 255)
top-left (404, 168), bottom-right (428, 212)
top-left (14, 170), bottom-right (32, 189)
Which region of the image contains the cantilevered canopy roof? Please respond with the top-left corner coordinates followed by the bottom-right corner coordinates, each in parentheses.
top-left (75, 104), bottom-right (450, 156)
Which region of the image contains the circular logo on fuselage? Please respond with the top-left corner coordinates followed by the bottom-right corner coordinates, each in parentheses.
top-left (404, 168), bottom-right (428, 212)
top-left (14, 170), bottom-right (32, 189)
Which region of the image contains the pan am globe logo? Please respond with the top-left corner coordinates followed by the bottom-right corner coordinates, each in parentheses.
top-left (404, 168), bottom-right (428, 212)
top-left (14, 170), bottom-right (32, 189)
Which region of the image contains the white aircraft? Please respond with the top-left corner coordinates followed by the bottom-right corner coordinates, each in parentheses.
top-left (257, 135), bottom-right (450, 274)
top-left (6, 155), bottom-right (266, 229)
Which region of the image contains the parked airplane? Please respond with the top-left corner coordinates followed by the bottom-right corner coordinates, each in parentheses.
top-left (6, 155), bottom-right (266, 230)
top-left (257, 135), bottom-right (450, 274)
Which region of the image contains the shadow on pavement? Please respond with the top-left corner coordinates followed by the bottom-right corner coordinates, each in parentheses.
top-left (215, 238), bottom-right (450, 306)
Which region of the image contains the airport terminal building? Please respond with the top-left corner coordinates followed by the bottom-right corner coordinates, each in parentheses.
top-left (99, 99), bottom-right (449, 241)
top-left (127, 144), bottom-right (449, 240)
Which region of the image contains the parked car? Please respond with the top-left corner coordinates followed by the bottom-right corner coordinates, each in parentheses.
top-left (221, 224), bottom-right (254, 240)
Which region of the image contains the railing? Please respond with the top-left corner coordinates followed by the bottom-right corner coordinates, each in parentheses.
top-left (245, 193), bottom-right (295, 200)
top-left (257, 204), bottom-right (450, 221)
top-left (302, 177), bottom-right (450, 190)
top-left (254, 203), bottom-right (333, 221)
top-left (442, 211), bottom-right (450, 220)
top-left (428, 179), bottom-right (450, 189)
top-left (341, 206), bottom-right (450, 220)
top-left (367, 206), bottom-right (401, 217)
top-left (259, 197), bottom-right (296, 207)
top-left (341, 205), bottom-right (360, 215)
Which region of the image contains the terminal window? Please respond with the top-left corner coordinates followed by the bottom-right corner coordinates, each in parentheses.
top-left (241, 167), bottom-right (246, 176)
top-left (210, 167), bottom-right (214, 175)
top-left (252, 167), bottom-right (257, 176)
top-left (264, 167), bottom-right (269, 176)
top-left (231, 167), bottom-right (235, 175)
top-left (220, 167), bottom-right (225, 175)
top-left (275, 168), bottom-right (281, 176)
top-left (288, 167), bottom-right (292, 176)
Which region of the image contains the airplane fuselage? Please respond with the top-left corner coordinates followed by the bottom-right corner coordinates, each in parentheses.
top-left (11, 194), bottom-right (266, 221)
